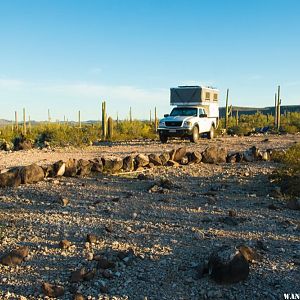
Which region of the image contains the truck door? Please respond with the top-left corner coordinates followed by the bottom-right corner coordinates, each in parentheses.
top-left (199, 108), bottom-right (211, 132)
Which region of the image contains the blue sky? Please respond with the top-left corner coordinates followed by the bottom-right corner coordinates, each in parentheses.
top-left (0, 0), bottom-right (299, 121)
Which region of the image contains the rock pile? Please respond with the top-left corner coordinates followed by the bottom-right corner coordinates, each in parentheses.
top-left (0, 145), bottom-right (274, 189)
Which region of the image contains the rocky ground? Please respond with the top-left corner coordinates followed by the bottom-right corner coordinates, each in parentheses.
top-left (0, 135), bottom-right (299, 300)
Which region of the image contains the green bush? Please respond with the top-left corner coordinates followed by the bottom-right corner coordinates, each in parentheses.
top-left (279, 143), bottom-right (300, 175)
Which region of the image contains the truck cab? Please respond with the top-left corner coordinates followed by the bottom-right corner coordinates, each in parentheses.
top-left (158, 86), bottom-right (219, 143)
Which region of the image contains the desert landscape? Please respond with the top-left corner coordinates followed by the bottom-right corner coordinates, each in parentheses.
top-left (0, 135), bottom-right (299, 299)
top-left (1, 1), bottom-right (300, 299)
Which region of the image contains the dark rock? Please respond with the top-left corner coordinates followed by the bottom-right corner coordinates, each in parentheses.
top-left (187, 151), bottom-right (202, 164)
top-left (287, 198), bottom-right (300, 210)
top-left (0, 168), bottom-right (22, 188)
top-left (105, 223), bottom-right (113, 233)
top-left (86, 234), bottom-right (99, 243)
top-left (226, 153), bottom-right (237, 163)
top-left (135, 154), bottom-right (149, 168)
top-left (148, 153), bottom-right (162, 166)
top-left (41, 165), bottom-right (54, 178)
top-left (228, 210), bottom-right (237, 217)
top-left (137, 173), bottom-right (149, 180)
top-left (269, 187), bottom-right (283, 198)
top-left (218, 216), bottom-right (239, 226)
top-left (77, 159), bottom-right (92, 176)
top-left (243, 146), bottom-right (259, 162)
top-left (238, 245), bottom-right (257, 262)
top-left (1, 246), bottom-right (29, 266)
top-left (20, 164), bottom-right (44, 184)
top-left (235, 152), bottom-right (244, 162)
top-left (97, 258), bottom-right (115, 269)
top-left (70, 268), bottom-right (87, 283)
top-left (170, 147), bottom-right (187, 162)
top-left (180, 156), bottom-right (189, 165)
top-left (159, 152), bottom-right (170, 165)
top-left (202, 146), bottom-right (227, 164)
top-left (83, 269), bottom-right (96, 281)
top-left (122, 155), bottom-right (134, 172)
top-left (91, 158), bottom-right (103, 173)
top-left (208, 245), bottom-right (249, 284)
top-left (59, 240), bottom-right (71, 249)
top-left (42, 282), bottom-right (64, 297)
top-left (166, 160), bottom-right (180, 167)
top-left (256, 240), bottom-right (269, 251)
top-left (51, 160), bottom-right (66, 177)
top-left (159, 178), bottom-right (174, 189)
top-left (268, 203), bottom-right (280, 210)
top-left (102, 157), bottom-right (123, 173)
top-left (64, 158), bottom-right (78, 177)
top-left (59, 197), bottom-right (69, 206)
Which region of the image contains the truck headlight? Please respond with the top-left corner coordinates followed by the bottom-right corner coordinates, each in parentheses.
top-left (159, 121), bottom-right (165, 126)
top-left (183, 121), bottom-right (192, 127)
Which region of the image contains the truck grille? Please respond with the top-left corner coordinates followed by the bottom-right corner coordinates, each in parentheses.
top-left (165, 121), bottom-right (182, 127)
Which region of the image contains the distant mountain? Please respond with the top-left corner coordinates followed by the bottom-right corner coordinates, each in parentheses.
top-left (0, 119), bottom-right (11, 125)
top-left (219, 105), bottom-right (300, 117)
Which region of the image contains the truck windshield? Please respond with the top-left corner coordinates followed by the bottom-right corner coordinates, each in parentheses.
top-left (170, 107), bottom-right (197, 117)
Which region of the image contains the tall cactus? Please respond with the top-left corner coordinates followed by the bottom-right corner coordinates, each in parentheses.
top-left (225, 89), bottom-right (229, 130)
top-left (277, 86), bottom-right (281, 130)
top-left (15, 111), bottom-right (18, 131)
top-left (108, 116), bottom-right (113, 140)
top-left (154, 107), bottom-right (158, 132)
top-left (274, 92), bottom-right (277, 128)
top-left (23, 108), bottom-right (26, 135)
top-left (102, 101), bottom-right (107, 139)
top-left (129, 107), bottom-right (132, 123)
top-left (236, 109), bottom-right (239, 126)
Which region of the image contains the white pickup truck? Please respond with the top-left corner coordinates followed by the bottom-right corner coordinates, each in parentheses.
top-left (158, 86), bottom-right (219, 143)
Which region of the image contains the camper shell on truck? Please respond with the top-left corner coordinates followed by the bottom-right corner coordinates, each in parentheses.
top-left (158, 86), bottom-right (219, 143)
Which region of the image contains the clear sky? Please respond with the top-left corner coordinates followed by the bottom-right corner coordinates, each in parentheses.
top-left (0, 0), bottom-right (299, 121)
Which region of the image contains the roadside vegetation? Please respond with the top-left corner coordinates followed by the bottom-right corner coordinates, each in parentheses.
top-left (0, 112), bottom-right (299, 149)
top-left (271, 143), bottom-right (300, 197)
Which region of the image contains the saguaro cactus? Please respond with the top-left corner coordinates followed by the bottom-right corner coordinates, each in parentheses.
top-left (236, 109), bottom-right (239, 126)
top-left (23, 108), bottom-right (26, 135)
top-left (274, 93), bottom-right (277, 128)
top-left (154, 107), bottom-right (158, 132)
top-left (108, 116), bottom-right (113, 140)
top-left (102, 101), bottom-right (107, 139)
top-left (15, 111), bottom-right (18, 131)
top-left (277, 86), bottom-right (281, 130)
top-left (129, 107), bottom-right (132, 123)
top-left (78, 110), bottom-right (81, 128)
top-left (225, 89), bottom-right (229, 130)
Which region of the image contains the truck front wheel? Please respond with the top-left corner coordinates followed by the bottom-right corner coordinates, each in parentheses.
top-left (159, 134), bottom-right (168, 143)
top-left (190, 126), bottom-right (199, 143)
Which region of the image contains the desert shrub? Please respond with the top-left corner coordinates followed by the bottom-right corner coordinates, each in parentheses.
top-left (279, 143), bottom-right (300, 174)
top-left (282, 125), bottom-right (299, 134)
top-left (227, 125), bottom-right (253, 136)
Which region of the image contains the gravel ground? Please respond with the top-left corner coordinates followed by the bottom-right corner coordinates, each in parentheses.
top-left (0, 135), bottom-right (299, 300)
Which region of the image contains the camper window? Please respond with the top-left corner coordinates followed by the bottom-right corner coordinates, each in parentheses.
top-left (205, 92), bottom-right (210, 101)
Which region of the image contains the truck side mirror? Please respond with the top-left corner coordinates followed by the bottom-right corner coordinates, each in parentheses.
top-left (200, 113), bottom-right (207, 118)
top-left (164, 114), bottom-right (169, 118)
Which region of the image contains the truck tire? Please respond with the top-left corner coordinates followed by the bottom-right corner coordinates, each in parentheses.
top-left (208, 126), bottom-right (215, 139)
top-left (159, 134), bottom-right (168, 143)
top-left (190, 126), bottom-right (199, 143)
